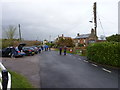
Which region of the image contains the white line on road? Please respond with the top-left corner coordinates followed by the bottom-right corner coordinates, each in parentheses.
top-left (92, 64), bottom-right (98, 67)
top-left (83, 60), bottom-right (88, 63)
top-left (78, 58), bottom-right (81, 60)
top-left (102, 68), bottom-right (111, 73)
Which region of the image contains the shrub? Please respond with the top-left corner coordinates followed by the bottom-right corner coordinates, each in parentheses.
top-left (87, 42), bottom-right (120, 67)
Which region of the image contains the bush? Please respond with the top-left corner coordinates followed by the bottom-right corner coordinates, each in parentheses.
top-left (87, 42), bottom-right (120, 67)
top-left (106, 34), bottom-right (120, 42)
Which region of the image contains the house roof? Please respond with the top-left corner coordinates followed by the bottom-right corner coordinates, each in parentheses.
top-left (75, 34), bottom-right (90, 39)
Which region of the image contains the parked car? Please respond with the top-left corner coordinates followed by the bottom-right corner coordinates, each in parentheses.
top-left (18, 43), bottom-right (26, 51)
top-left (23, 47), bottom-right (35, 56)
top-left (2, 47), bottom-right (24, 57)
top-left (15, 47), bottom-right (26, 56)
top-left (31, 46), bottom-right (39, 54)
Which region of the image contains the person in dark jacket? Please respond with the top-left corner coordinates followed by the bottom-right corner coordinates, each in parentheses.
top-left (64, 46), bottom-right (67, 55)
top-left (38, 47), bottom-right (41, 53)
top-left (59, 46), bottom-right (62, 55)
top-left (41, 46), bottom-right (44, 51)
top-left (10, 46), bottom-right (17, 57)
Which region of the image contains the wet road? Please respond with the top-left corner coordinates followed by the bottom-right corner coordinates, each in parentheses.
top-left (39, 51), bottom-right (118, 88)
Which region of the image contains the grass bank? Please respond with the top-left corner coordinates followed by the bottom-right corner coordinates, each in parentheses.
top-left (9, 70), bottom-right (34, 88)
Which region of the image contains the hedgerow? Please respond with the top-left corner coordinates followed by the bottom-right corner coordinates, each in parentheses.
top-left (87, 42), bottom-right (120, 67)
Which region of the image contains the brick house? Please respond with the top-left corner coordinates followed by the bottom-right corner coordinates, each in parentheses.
top-left (74, 28), bottom-right (98, 47)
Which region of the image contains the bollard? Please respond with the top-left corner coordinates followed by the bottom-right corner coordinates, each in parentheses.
top-left (2, 70), bottom-right (8, 90)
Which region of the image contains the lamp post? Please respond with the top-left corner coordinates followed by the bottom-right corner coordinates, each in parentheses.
top-left (18, 24), bottom-right (21, 42)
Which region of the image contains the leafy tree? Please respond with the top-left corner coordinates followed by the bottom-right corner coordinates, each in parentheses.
top-left (56, 37), bottom-right (74, 47)
top-left (78, 43), bottom-right (84, 47)
top-left (46, 42), bottom-right (55, 47)
top-left (106, 34), bottom-right (120, 42)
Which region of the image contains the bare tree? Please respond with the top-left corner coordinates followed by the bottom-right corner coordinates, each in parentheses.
top-left (3, 25), bottom-right (17, 46)
top-left (5, 25), bottom-right (17, 39)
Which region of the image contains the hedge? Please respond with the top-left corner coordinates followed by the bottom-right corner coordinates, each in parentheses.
top-left (87, 42), bottom-right (120, 67)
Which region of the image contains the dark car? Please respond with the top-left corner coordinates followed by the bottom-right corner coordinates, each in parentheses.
top-left (18, 43), bottom-right (26, 51)
top-left (2, 47), bottom-right (24, 57)
top-left (15, 47), bottom-right (26, 56)
top-left (31, 46), bottom-right (39, 54)
top-left (23, 47), bottom-right (35, 56)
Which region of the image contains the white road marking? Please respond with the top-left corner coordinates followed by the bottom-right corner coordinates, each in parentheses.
top-left (102, 68), bottom-right (111, 73)
top-left (83, 60), bottom-right (88, 63)
top-left (78, 58), bottom-right (81, 60)
top-left (92, 64), bottom-right (98, 67)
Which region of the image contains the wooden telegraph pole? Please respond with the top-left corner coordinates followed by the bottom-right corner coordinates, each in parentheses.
top-left (93, 2), bottom-right (97, 37)
top-left (18, 24), bottom-right (22, 42)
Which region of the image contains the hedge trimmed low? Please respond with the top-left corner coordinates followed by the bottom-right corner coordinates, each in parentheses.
top-left (87, 42), bottom-right (120, 67)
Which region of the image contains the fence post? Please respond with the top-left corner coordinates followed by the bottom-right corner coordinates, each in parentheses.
top-left (2, 70), bottom-right (8, 90)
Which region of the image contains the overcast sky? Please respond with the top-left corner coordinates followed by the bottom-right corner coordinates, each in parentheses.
top-left (2, 0), bottom-right (119, 41)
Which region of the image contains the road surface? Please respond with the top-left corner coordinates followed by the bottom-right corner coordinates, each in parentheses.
top-left (39, 50), bottom-right (118, 88)
top-left (2, 55), bottom-right (41, 88)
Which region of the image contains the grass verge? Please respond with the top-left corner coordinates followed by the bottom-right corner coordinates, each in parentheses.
top-left (9, 70), bottom-right (34, 88)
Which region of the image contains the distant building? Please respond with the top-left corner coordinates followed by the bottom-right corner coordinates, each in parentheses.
top-left (74, 28), bottom-right (98, 47)
top-left (43, 39), bottom-right (48, 45)
top-left (55, 34), bottom-right (74, 47)
top-left (56, 34), bottom-right (72, 41)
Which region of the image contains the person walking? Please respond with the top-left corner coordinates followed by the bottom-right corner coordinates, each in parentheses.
top-left (49, 45), bottom-right (51, 51)
top-left (10, 46), bottom-right (17, 58)
top-left (38, 47), bottom-right (41, 53)
top-left (41, 46), bottom-right (44, 51)
top-left (59, 46), bottom-right (62, 55)
top-left (64, 46), bottom-right (67, 55)
top-left (44, 45), bottom-right (47, 51)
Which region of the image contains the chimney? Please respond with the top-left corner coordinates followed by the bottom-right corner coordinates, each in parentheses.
top-left (77, 33), bottom-right (80, 36)
top-left (62, 34), bottom-right (64, 38)
top-left (91, 28), bottom-right (95, 35)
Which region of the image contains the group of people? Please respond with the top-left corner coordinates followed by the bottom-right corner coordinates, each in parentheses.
top-left (44, 45), bottom-right (51, 51)
top-left (59, 46), bottom-right (67, 55)
top-left (38, 45), bottom-right (51, 53)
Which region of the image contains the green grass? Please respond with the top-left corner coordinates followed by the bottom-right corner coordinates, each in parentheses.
top-left (9, 70), bottom-right (34, 88)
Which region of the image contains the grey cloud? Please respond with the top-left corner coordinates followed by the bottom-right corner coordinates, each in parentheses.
top-left (2, 0), bottom-right (118, 40)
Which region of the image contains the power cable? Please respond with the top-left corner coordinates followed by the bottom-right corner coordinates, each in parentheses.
top-left (97, 12), bottom-right (105, 36)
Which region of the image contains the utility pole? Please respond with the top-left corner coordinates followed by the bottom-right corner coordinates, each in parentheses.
top-left (49, 35), bottom-right (51, 43)
top-left (18, 24), bottom-right (22, 42)
top-left (93, 2), bottom-right (97, 37)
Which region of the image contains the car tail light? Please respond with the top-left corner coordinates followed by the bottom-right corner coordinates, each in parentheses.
top-left (18, 51), bottom-right (20, 53)
top-left (28, 50), bottom-right (32, 52)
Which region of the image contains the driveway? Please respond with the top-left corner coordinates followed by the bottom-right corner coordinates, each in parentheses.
top-left (2, 54), bottom-right (41, 88)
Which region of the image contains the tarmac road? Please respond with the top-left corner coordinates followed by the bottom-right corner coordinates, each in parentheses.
top-left (1, 50), bottom-right (119, 89)
top-left (39, 50), bottom-right (118, 88)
